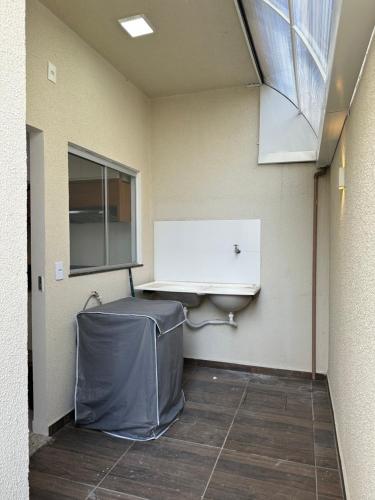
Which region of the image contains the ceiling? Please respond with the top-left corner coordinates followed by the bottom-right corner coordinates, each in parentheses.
top-left (39, 0), bottom-right (259, 97)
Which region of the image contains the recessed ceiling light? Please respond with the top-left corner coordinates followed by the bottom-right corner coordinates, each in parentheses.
top-left (118, 15), bottom-right (154, 38)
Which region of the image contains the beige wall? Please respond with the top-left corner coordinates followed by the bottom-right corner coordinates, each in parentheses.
top-left (0, 0), bottom-right (29, 497)
top-left (27, 0), bottom-right (153, 433)
top-left (329, 40), bottom-right (375, 499)
top-left (151, 87), bottom-right (330, 373)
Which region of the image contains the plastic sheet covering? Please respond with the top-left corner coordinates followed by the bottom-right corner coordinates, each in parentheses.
top-left (243, 0), bottom-right (338, 133)
top-left (75, 297), bottom-right (185, 441)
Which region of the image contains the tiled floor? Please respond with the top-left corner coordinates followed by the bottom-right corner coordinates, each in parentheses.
top-left (29, 365), bottom-right (344, 499)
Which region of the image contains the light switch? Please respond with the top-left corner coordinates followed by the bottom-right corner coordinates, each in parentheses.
top-left (55, 261), bottom-right (64, 281)
top-left (47, 62), bottom-right (57, 83)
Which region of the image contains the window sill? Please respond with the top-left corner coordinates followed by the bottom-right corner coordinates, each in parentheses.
top-left (69, 263), bottom-right (143, 278)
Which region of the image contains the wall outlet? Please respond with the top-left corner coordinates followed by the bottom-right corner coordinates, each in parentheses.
top-left (47, 62), bottom-right (57, 83)
top-left (55, 261), bottom-right (64, 281)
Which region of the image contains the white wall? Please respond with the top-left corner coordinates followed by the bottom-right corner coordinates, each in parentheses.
top-left (151, 87), bottom-right (330, 373)
top-left (0, 0), bottom-right (29, 497)
top-left (329, 38), bottom-right (375, 499)
top-left (27, 0), bottom-right (153, 433)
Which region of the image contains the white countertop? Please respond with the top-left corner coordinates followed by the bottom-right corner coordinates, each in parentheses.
top-left (135, 281), bottom-right (261, 296)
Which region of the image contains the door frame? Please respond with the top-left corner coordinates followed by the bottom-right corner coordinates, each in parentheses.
top-left (27, 125), bottom-right (48, 435)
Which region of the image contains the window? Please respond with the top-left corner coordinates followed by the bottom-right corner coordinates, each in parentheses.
top-left (68, 145), bottom-right (139, 275)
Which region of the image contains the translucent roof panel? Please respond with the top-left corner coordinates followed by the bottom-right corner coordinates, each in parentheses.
top-left (242, 0), bottom-right (339, 134)
top-left (266, 0), bottom-right (289, 19)
top-left (293, 0), bottom-right (335, 72)
top-left (243, 0), bottom-right (297, 104)
top-left (295, 33), bottom-right (326, 133)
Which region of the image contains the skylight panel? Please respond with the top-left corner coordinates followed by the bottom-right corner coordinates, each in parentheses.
top-left (265, 0), bottom-right (289, 19)
top-left (243, 0), bottom-right (297, 104)
top-left (295, 33), bottom-right (326, 133)
top-left (241, 0), bottom-right (338, 134)
top-left (293, 0), bottom-right (335, 72)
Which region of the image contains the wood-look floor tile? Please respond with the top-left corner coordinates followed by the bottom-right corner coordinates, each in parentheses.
top-left (183, 375), bottom-right (245, 410)
top-left (247, 373), bottom-right (312, 396)
top-left (312, 380), bottom-right (330, 395)
top-left (182, 364), bottom-right (197, 381)
top-left (28, 370), bottom-right (344, 500)
top-left (225, 408), bottom-right (315, 465)
top-left (101, 437), bottom-right (219, 500)
top-left (165, 400), bottom-right (233, 447)
top-left (88, 487), bottom-right (146, 499)
top-left (52, 425), bottom-right (132, 461)
top-left (241, 387), bottom-right (286, 412)
top-left (30, 443), bottom-right (111, 486)
top-left (313, 392), bottom-right (333, 423)
top-left (29, 470), bottom-right (93, 499)
top-left (204, 449), bottom-right (316, 500)
top-left (184, 366), bottom-right (249, 385)
top-left (241, 386), bottom-right (313, 420)
top-left (317, 467), bottom-right (343, 498)
top-left (314, 421), bottom-right (338, 469)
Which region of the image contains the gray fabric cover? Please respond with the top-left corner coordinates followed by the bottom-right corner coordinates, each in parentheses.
top-left (75, 297), bottom-right (185, 440)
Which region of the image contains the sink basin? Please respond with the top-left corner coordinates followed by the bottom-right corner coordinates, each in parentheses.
top-left (141, 290), bottom-right (204, 308)
top-left (135, 281), bottom-right (260, 313)
top-left (208, 294), bottom-right (253, 313)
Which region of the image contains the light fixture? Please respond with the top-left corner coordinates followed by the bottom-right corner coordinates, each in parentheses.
top-left (118, 15), bottom-right (154, 38)
top-left (338, 167), bottom-right (345, 190)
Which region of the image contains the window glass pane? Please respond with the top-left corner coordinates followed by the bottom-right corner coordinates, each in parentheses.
top-left (107, 167), bottom-right (133, 266)
top-left (69, 154), bottom-right (105, 270)
top-left (243, 0), bottom-right (297, 104)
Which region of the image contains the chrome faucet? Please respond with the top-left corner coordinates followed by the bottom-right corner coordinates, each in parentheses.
top-left (234, 244), bottom-right (241, 255)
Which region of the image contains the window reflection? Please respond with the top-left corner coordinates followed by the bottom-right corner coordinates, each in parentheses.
top-left (69, 154), bottom-right (106, 269)
top-left (107, 168), bottom-right (133, 265)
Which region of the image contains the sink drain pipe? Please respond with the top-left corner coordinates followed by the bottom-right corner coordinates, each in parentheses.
top-left (183, 307), bottom-right (237, 329)
top-left (312, 167), bottom-right (328, 380)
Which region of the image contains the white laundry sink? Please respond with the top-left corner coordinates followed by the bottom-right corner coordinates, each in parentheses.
top-left (135, 281), bottom-right (260, 313)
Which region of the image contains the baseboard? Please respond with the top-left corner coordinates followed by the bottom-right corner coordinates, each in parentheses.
top-left (48, 410), bottom-right (75, 436)
top-left (184, 357), bottom-right (327, 380)
top-left (326, 380), bottom-right (348, 500)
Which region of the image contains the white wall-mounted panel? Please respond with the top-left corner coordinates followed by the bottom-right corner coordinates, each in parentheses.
top-left (154, 220), bottom-right (260, 284)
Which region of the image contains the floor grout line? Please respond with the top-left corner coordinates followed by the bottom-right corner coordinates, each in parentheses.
top-left (311, 380), bottom-right (319, 500)
top-left (162, 435), bottom-right (222, 450)
top-left (94, 485), bottom-right (149, 500)
top-left (221, 449), bottom-right (317, 470)
top-left (31, 471), bottom-right (96, 490)
top-left (315, 465), bottom-right (341, 472)
top-left (200, 379), bottom-right (250, 499)
top-left (85, 442), bottom-right (135, 500)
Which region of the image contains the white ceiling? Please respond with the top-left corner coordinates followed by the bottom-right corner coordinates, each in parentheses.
top-left (39, 0), bottom-right (259, 97)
